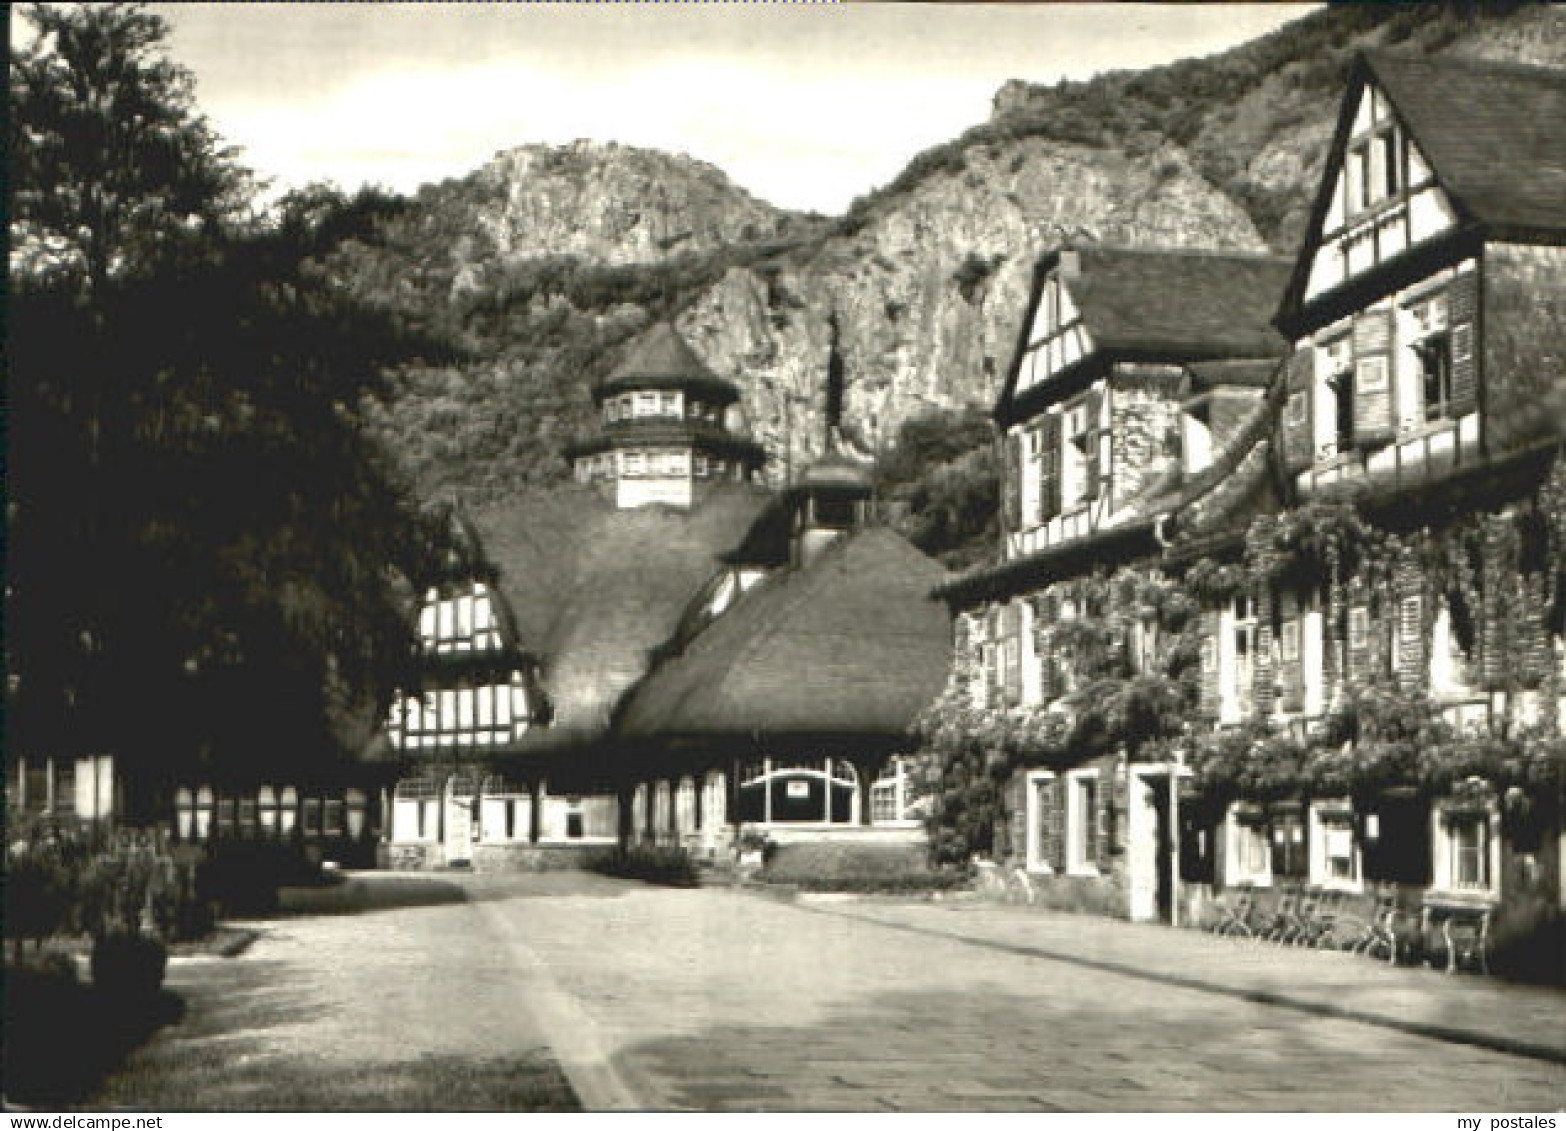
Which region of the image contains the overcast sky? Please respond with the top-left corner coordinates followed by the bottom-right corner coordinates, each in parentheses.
top-left (141, 3), bottom-right (1314, 215)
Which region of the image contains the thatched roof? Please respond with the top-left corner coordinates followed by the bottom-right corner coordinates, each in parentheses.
top-left (469, 482), bottom-right (772, 753)
top-left (593, 321), bottom-right (742, 404)
top-left (1367, 52), bottom-right (1566, 241)
top-left (617, 528), bottom-right (951, 746)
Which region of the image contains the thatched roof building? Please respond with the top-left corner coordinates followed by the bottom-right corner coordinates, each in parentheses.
top-left (468, 482), bottom-right (771, 769)
top-left (617, 528), bottom-right (951, 764)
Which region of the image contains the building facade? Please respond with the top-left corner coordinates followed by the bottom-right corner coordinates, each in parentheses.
top-left (921, 51), bottom-right (1566, 934)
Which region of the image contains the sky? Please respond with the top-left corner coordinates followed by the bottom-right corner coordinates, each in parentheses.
top-left (134, 2), bottom-right (1315, 215)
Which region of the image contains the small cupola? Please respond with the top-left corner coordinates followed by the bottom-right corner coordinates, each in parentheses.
top-left (564, 321), bottom-right (766, 509)
top-left (787, 441), bottom-right (874, 567)
top-left (786, 318), bottom-right (872, 566)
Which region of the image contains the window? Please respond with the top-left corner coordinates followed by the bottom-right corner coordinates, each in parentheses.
top-left (635, 392), bottom-right (658, 417)
top-left (1348, 606), bottom-right (1369, 651)
top-left (1025, 770), bottom-right (1057, 873)
top-left (659, 392), bottom-right (679, 417)
top-left (1229, 809), bottom-right (1271, 884)
top-left (1232, 595), bottom-right (1258, 718)
top-left (1269, 808), bottom-right (1308, 880)
top-left (1280, 620), bottom-right (1300, 663)
top-left (1449, 813), bottom-right (1490, 891)
top-left (623, 451), bottom-right (645, 478)
top-left (1066, 769), bottom-right (1100, 875)
top-left (1342, 91), bottom-right (1404, 221)
top-left (1311, 803), bottom-right (1361, 890)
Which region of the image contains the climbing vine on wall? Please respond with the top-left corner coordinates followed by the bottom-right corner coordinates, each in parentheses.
top-left (917, 451), bottom-right (1566, 864)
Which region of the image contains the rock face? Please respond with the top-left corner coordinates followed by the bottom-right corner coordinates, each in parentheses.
top-left (453, 140), bottom-right (810, 266)
top-left (674, 140), bottom-right (1265, 480)
top-left (355, 3), bottom-right (1566, 504)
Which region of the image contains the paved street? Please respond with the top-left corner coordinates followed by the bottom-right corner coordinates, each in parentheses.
top-left (94, 872), bottom-right (1565, 1111)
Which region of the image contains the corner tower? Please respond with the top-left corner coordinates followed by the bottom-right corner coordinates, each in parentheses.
top-left (567, 322), bottom-right (767, 509)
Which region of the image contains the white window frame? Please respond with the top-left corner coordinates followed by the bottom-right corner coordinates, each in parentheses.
top-left (1065, 767), bottom-right (1101, 877)
top-left (1024, 769), bottom-right (1057, 874)
top-left (1430, 802), bottom-right (1501, 900)
top-left (1225, 804), bottom-right (1273, 887)
top-left (1308, 800), bottom-right (1364, 893)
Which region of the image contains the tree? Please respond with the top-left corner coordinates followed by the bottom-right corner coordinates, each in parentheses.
top-left (9, 3), bottom-right (250, 296)
top-left (8, 6), bottom-right (460, 810)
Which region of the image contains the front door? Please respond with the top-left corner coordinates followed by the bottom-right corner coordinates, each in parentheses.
top-left (445, 795), bottom-right (474, 867)
top-left (1127, 770), bottom-right (1173, 923)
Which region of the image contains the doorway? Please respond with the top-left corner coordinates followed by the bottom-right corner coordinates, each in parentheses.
top-left (1128, 767), bottom-right (1174, 923)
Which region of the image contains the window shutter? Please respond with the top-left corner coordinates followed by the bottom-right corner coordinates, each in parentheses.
top-left (1029, 596), bottom-right (1057, 703)
top-left (1347, 602), bottom-right (1371, 684)
top-left (1008, 775), bottom-right (1028, 865)
top-left (1352, 310), bottom-right (1396, 445)
top-left (1001, 432), bottom-right (1022, 530)
top-left (1253, 588), bottom-right (1276, 717)
top-left (1045, 779), bottom-right (1066, 872)
top-left (1198, 610), bottom-right (1221, 719)
top-left (1083, 390), bottom-right (1105, 502)
top-left (1038, 414), bottom-right (1062, 520)
top-left (1278, 592), bottom-right (1305, 712)
top-left (1448, 270), bottom-right (1479, 415)
top-left (1002, 602), bottom-right (1023, 706)
top-left (1095, 775), bottom-right (1114, 872)
top-left (1282, 349), bottom-right (1315, 473)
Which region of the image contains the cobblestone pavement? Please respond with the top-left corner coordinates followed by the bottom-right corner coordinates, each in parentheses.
top-left (468, 874), bottom-right (1565, 1112)
top-left (91, 873), bottom-right (1565, 1112)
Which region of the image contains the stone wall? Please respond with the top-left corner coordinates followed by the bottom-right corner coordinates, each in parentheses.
top-left (1108, 374), bottom-right (1183, 512)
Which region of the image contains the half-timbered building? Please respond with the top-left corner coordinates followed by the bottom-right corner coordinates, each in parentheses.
top-left (614, 447), bottom-right (951, 866)
top-left (922, 51), bottom-right (1566, 944)
top-left (932, 244), bottom-right (1293, 921)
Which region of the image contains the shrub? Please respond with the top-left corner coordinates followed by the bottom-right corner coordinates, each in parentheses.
top-left (1488, 898), bottom-right (1566, 987)
top-left (195, 840), bottom-right (327, 917)
top-left (588, 846), bottom-right (700, 888)
top-left (89, 933), bottom-right (168, 1004)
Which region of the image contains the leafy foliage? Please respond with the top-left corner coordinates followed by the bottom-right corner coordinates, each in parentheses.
top-left (876, 404), bottom-right (999, 568)
top-left (8, 3), bottom-right (251, 293)
top-left (8, 5), bottom-right (459, 791)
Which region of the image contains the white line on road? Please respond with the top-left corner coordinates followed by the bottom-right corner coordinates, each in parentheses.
top-left (473, 896), bottom-right (664, 1111)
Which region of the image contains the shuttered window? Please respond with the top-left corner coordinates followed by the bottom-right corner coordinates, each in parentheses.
top-left (1394, 593), bottom-right (1425, 693)
top-left (1352, 309), bottom-right (1396, 445)
top-left (1347, 604), bottom-right (1371, 684)
top-left (1448, 270), bottom-right (1479, 416)
top-left (1001, 432), bottom-right (1023, 531)
top-left (1038, 414), bottom-right (1063, 520)
top-left (1198, 610), bottom-right (1221, 718)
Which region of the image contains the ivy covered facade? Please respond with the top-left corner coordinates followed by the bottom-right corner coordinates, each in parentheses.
top-left (919, 50), bottom-right (1566, 929)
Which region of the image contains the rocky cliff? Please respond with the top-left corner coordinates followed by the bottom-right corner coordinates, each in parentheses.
top-left (339, 2), bottom-right (1565, 513)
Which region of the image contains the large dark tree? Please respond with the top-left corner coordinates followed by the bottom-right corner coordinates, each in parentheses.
top-left (8, 5), bottom-right (456, 811)
top-left (9, 2), bottom-right (250, 296)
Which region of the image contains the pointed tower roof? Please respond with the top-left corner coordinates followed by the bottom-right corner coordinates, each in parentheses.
top-left (593, 321), bottom-right (742, 404)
